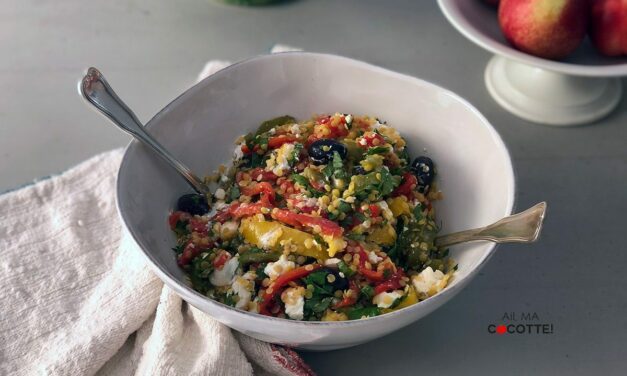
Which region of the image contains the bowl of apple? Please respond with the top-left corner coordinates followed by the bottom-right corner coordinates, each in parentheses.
top-left (438, 0), bottom-right (627, 126)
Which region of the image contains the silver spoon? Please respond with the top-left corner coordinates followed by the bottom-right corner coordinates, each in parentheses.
top-left (435, 202), bottom-right (547, 248)
top-left (80, 67), bottom-right (209, 195)
top-left (80, 67), bottom-right (545, 247)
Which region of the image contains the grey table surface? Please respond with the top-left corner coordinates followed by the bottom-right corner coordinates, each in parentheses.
top-left (2, 0), bottom-right (626, 374)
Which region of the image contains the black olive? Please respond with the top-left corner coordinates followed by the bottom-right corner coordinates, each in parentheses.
top-left (177, 193), bottom-right (210, 215)
top-left (410, 156), bottom-right (435, 193)
top-left (308, 139), bottom-right (347, 165)
top-left (321, 267), bottom-right (349, 291)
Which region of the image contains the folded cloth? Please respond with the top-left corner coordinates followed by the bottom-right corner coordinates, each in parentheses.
top-left (0, 46), bottom-right (315, 376)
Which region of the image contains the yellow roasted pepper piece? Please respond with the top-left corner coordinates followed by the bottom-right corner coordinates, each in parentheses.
top-left (395, 286), bottom-right (418, 309)
top-left (239, 217), bottom-right (329, 260)
top-left (322, 235), bottom-right (347, 258)
top-left (321, 310), bottom-right (348, 321)
top-left (382, 286), bottom-right (419, 314)
top-left (366, 223), bottom-right (397, 246)
top-left (387, 196), bottom-right (411, 217)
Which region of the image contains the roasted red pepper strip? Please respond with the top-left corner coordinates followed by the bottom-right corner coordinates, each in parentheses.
top-left (213, 202), bottom-right (269, 222)
top-left (212, 250), bottom-right (231, 269)
top-left (374, 269), bottom-right (405, 295)
top-left (178, 242), bottom-right (210, 267)
top-left (305, 115), bottom-right (349, 146)
top-left (392, 172), bottom-right (417, 198)
top-left (332, 280), bottom-right (360, 309)
top-left (359, 204), bottom-right (381, 218)
top-left (271, 209), bottom-right (343, 237)
top-left (357, 132), bottom-right (386, 148)
top-left (249, 168), bottom-right (279, 182)
top-left (361, 268), bottom-right (385, 282)
top-left (357, 247), bottom-right (385, 282)
top-left (241, 144), bottom-right (251, 155)
top-left (241, 182), bottom-right (276, 205)
top-left (267, 135), bottom-right (297, 149)
top-left (259, 264), bottom-right (323, 316)
top-left (168, 211), bottom-right (191, 230)
top-left (189, 217), bottom-right (208, 235)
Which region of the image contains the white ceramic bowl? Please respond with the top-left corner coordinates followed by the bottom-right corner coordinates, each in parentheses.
top-left (117, 52), bottom-right (515, 350)
top-left (438, 0), bottom-right (627, 126)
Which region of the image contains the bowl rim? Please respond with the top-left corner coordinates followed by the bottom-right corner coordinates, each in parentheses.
top-left (116, 51), bottom-right (516, 327)
top-left (437, 0), bottom-right (627, 77)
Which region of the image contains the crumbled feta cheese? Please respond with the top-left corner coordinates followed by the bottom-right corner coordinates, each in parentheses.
top-left (289, 123), bottom-right (302, 137)
top-left (209, 256), bottom-right (239, 286)
top-left (220, 221), bottom-right (239, 240)
top-left (233, 144), bottom-right (244, 160)
top-left (276, 143), bottom-right (295, 169)
top-left (373, 118), bottom-right (385, 128)
top-left (258, 225), bottom-right (283, 249)
top-left (214, 188), bottom-right (226, 200)
top-left (214, 201), bottom-right (228, 211)
top-left (264, 255), bottom-right (295, 280)
top-left (372, 290), bottom-right (404, 308)
top-left (242, 271), bottom-right (257, 281)
top-left (281, 286), bottom-right (305, 320)
top-left (293, 194), bottom-right (318, 210)
top-left (412, 267), bottom-right (449, 298)
top-left (344, 114), bottom-right (353, 125)
top-left (368, 251), bottom-right (382, 265)
top-left (266, 142), bottom-right (296, 176)
top-left (231, 276), bottom-right (254, 309)
top-left (376, 201), bottom-right (395, 222)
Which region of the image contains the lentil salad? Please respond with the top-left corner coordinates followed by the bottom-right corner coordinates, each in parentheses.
top-left (168, 113), bottom-right (455, 321)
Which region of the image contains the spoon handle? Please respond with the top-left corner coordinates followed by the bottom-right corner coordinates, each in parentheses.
top-left (435, 202), bottom-right (547, 248)
top-left (80, 67), bottom-right (208, 195)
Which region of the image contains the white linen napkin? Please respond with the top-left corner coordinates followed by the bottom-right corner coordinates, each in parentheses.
top-left (0, 46), bottom-right (315, 376)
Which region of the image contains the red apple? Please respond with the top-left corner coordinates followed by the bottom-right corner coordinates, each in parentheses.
top-left (498, 0), bottom-right (590, 60)
top-left (590, 0), bottom-right (627, 56)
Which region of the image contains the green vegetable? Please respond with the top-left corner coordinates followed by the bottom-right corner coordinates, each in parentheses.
top-left (396, 211), bottom-right (439, 270)
top-left (344, 139), bottom-right (364, 162)
top-left (413, 202), bottom-right (424, 220)
top-left (302, 270), bottom-right (335, 319)
top-left (174, 220), bottom-right (189, 237)
top-left (345, 233), bottom-right (365, 242)
top-left (360, 285), bottom-right (375, 299)
top-left (350, 168), bottom-right (401, 200)
top-left (322, 152), bottom-right (348, 185)
top-left (255, 115), bottom-right (296, 136)
top-left (366, 146), bottom-right (390, 155)
top-left (347, 306), bottom-right (380, 320)
top-left (189, 254), bottom-right (214, 293)
top-left (337, 201), bottom-right (352, 213)
top-left (290, 143), bottom-right (303, 163)
top-left (396, 146), bottom-right (410, 165)
top-left (290, 174), bottom-right (324, 197)
top-left (239, 249), bottom-right (281, 265)
top-left (378, 168), bottom-right (402, 197)
top-left (256, 263), bottom-right (269, 281)
top-left (228, 186), bottom-right (241, 202)
top-left (337, 261), bottom-right (355, 278)
top-left (305, 296), bottom-right (334, 315)
top-left (223, 293), bottom-right (238, 307)
top-left (247, 152), bottom-right (265, 168)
